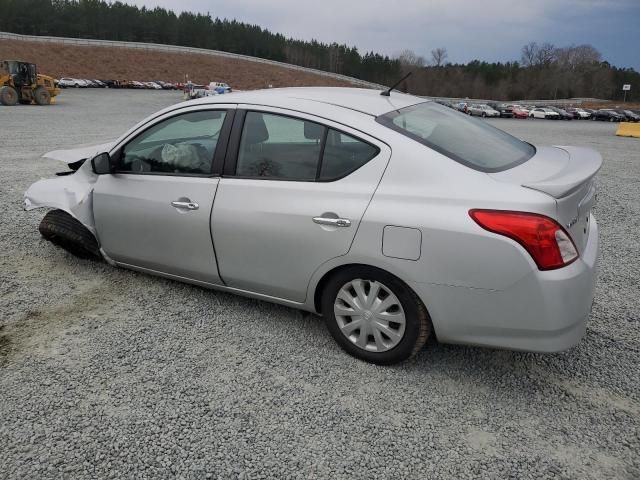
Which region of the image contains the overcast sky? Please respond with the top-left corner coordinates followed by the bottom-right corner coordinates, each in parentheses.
top-left (126, 0), bottom-right (639, 70)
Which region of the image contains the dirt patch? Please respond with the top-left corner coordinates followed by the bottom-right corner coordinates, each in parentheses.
top-left (0, 39), bottom-right (354, 89)
top-left (0, 277), bottom-right (122, 366)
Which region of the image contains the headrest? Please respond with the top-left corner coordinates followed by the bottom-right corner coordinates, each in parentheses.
top-left (304, 121), bottom-right (324, 140)
top-left (243, 113), bottom-right (269, 144)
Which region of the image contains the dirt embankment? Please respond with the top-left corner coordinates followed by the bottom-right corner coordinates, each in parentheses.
top-left (0, 39), bottom-right (353, 89)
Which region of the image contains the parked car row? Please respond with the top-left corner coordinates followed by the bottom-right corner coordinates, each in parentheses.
top-left (589, 109), bottom-right (640, 122)
top-left (438, 100), bottom-right (640, 122)
top-left (56, 78), bottom-right (181, 90)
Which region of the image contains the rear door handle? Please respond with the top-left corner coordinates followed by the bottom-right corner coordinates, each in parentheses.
top-left (171, 200), bottom-right (199, 210)
top-left (313, 216), bottom-right (351, 227)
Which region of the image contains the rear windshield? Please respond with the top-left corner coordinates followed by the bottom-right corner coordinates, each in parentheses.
top-left (376, 102), bottom-right (535, 172)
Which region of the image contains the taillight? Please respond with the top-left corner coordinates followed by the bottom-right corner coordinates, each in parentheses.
top-left (469, 209), bottom-right (578, 270)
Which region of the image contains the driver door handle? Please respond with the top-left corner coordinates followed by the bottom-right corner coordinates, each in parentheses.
top-left (313, 216), bottom-right (351, 227)
top-left (171, 200), bottom-right (199, 210)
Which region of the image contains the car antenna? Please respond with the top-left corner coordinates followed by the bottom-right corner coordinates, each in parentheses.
top-left (380, 71), bottom-right (413, 96)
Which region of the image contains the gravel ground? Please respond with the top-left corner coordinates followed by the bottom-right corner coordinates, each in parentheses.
top-left (1, 89), bottom-right (639, 479)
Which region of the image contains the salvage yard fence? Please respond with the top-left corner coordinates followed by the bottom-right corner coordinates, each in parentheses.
top-left (0, 31), bottom-right (386, 89)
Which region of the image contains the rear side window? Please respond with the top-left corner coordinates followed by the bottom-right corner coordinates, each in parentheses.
top-left (235, 111), bottom-right (379, 181)
top-left (376, 102), bottom-right (535, 172)
top-left (319, 129), bottom-right (378, 181)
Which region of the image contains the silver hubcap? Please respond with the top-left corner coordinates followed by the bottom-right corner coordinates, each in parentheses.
top-left (334, 279), bottom-right (406, 353)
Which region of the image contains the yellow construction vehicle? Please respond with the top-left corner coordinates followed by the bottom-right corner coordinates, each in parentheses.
top-left (0, 60), bottom-right (60, 106)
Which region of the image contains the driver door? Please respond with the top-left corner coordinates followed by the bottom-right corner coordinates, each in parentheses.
top-left (93, 106), bottom-right (234, 284)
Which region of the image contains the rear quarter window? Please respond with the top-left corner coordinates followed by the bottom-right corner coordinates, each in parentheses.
top-left (376, 102), bottom-right (535, 172)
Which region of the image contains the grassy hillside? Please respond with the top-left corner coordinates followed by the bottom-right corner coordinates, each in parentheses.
top-left (0, 38), bottom-right (354, 89)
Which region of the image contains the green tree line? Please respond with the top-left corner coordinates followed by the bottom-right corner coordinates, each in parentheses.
top-left (0, 0), bottom-right (637, 100)
top-left (0, 0), bottom-right (401, 85)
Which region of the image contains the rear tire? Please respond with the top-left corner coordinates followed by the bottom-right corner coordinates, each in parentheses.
top-left (0, 86), bottom-right (18, 106)
top-left (321, 266), bottom-right (431, 365)
top-left (34, 86), bottom-right (51, 105)
top-left (39, 210), bottom-right (101, 260)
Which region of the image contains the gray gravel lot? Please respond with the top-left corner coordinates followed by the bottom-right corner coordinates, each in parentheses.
top-left (1, 89), bottom-right (639, 479)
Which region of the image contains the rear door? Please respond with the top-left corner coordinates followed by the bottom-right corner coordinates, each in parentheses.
top-left (210, 107), bottom-right (390, 302)
top-left (94, 106), bottom-right (234, 283)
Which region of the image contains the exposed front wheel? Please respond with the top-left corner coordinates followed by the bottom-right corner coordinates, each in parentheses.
top-left (39, 209), bottom-right (102, 260)
top-left (321, 266), bottom-right (431, 365)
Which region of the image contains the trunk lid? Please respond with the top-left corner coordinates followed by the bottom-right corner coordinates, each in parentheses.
top-left (490, 145), bottom-right (602, 254)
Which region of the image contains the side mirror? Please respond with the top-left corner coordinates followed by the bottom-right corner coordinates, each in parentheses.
top-left (91, 152), bottom-right (112, 175)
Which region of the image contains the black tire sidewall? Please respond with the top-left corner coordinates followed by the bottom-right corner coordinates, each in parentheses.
top-left (321, 266), bottom-right (425, 365)
top-left (34, 87), bottom-right (50, 105)
top-left (0, 86), bottom-right (18, 106)
top-left (39, 209), bottom-right (101, 259)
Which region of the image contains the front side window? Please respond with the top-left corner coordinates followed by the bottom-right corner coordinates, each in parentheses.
top-left (119, 110), bottom-right (226, 174)
top-left (235, 111), bottom-right (380, 181)
top-left (376, 102), bottom-right (535, 172)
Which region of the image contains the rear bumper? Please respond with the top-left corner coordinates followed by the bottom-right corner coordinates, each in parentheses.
top-left (412, 215), bottom-right (599, 352)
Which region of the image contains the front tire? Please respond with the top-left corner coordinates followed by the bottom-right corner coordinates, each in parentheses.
top-left (34, 86), bottom-right (51, 105)
top-left (0, 85), bottom-right (19, 106)
top-left (321, 266), bottom-right (431, 365)
top-left (39, 210), bottom-right (101, 260)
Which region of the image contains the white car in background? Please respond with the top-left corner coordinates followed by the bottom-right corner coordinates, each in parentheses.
top-left (529, 107), bottom-right (560, 119)
top-left (467, 104), bottom-right (500, 117)
top-left (58, 77), bottom-right (84, 88)
top-left (24, 87), bottom-right (601, 365)
top-left (568, 108), bottom-right (591, 119)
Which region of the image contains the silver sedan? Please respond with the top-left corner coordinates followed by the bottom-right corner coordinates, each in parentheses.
top-left (24, 87), bottom-right (601, 364)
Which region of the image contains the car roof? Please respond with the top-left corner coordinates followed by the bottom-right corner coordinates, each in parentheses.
top-left (187, 87), bottom-right (428, 117)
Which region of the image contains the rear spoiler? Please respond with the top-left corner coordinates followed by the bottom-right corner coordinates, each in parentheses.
top-left (522, 146), bottom-right (602, 199)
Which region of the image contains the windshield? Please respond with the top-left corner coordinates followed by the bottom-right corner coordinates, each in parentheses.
top-left (376, 102), bottom-right (535, 172)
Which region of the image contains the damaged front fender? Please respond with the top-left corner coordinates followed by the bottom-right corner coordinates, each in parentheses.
top-left (24, 157), bottom-right (99, 235)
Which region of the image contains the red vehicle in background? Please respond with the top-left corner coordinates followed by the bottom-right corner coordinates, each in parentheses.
top-left (511, 105), bottom-right (529, 119)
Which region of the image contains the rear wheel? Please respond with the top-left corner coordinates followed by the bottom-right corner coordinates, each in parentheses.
top-left (321, 266), bottom-right (431, 365)
top-left (33, 86), bottom-right (51, 105)
top-left (0, 86), bottom-right (18, 106)
top-left (39, 210), bottom-right (101, 260)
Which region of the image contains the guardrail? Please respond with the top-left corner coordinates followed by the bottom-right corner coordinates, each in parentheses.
top-left (0, 31), bottom-right (386, 90)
